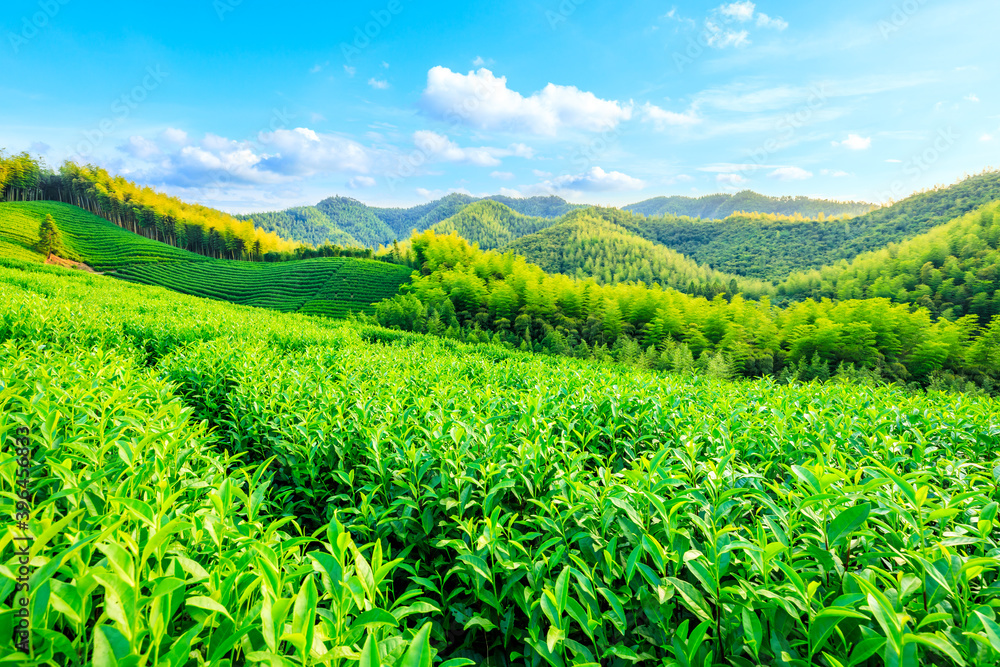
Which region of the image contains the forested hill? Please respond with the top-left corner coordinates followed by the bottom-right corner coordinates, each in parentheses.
top-left (505, 208), bottom-right (773, 298)
top-left (243, 193), bottom-right (582, 248)
top-left (779, 202), bottom-right (1000, 322)
top-left (625, 190), bottom-right (873, 218)
top-left (621, 170), bottom-right (1000, 281)
top-left (428, 200), bottom-right (556, 250)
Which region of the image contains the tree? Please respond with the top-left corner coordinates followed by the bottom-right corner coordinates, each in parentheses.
top-left (36, 214), bottom-right (62, 257)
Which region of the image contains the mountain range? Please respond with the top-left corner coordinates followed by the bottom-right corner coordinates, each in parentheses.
top-left (241, 190), bottom-right (876, 249)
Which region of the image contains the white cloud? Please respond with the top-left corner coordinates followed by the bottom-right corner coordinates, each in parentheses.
top-left (310, 64), bottom-right (323, 74)
top-left (491, 171), bottom-right (515, 180)
top-left (412, 131), bottom-right (533, 167)
top-left (421, 66), bottom-right (633, 135)
top-left (982, 134), bottom-right (994, 142)
top-left (119, 135), bottom-right (161, 160)
top-left (368, 78), bottom-right (390, 90)
top-left (769, 166), bottom-right (813, 181)
top-left (821, 169), bottom-right (851, 178)
top-left (701, 2), bottom-right (787, 48)
top-left (718, 1), bottom-right (755, 22)
top-left (832, 134), bottom-right (872, 150)
top-left (344, 66), bottom-right (356, 77)
top-left (527, 167), bottom-right (645, 195)
top-left (382, 61), bottom-right (390, 69)
top-left (472, 56), bottom-right (494, 67)
top-left (641, 102), bottom-right (701, 129)
top-left (705, 22), bottom-right (750, 48)
top-left (966, 94), bottom-right (980, 103)
top-left (159, 128), bottom-right (190, 146)
top-left (755, 13), bottom-right (788, 30)
top-left (348, 176), bottom-right (377, 189)
top-left (716, 173), bottom-right (748, 186)
top-left (498, 187), bottom-right (523, 197)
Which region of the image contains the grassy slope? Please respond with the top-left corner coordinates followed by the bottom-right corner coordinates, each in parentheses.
top-left (0, 201), bottom-right (412, 317)
top-left (0, 201), bottom-right (209, 270)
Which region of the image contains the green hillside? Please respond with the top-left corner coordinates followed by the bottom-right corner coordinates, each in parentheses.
top-left (505, 208), bottom-right (773, 297)
top-left (780, 202), bottom-right (1000, 320)
top-left (0, 201), bottom-right (412, 317)
top-left (428, 199), bottom-right (555, 250)
top-left (117, 257), bottom-right (411, 317)
top-left (622, 170), bottom-right (1000, 281)
top-left (625, 189), bottom-right (872, 218)
top-left (0, 201), bottom-right (211, 270)
top-left (247, 206), bottom-right (361, 247)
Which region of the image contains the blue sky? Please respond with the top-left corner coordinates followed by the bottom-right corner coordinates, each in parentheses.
top-left (2, 0), bottom-right (997, 213)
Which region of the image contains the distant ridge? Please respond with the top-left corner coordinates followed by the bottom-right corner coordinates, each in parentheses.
top-left (624, 190), bottom-right (873, 219)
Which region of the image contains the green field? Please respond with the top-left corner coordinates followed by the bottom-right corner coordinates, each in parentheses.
top-left (0, 201), bottom-right (413, 317)
top-left (2, 258), bottom-right (999, 667)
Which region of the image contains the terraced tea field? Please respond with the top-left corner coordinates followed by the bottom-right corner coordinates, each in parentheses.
top-left (0, 201), bottom-right (209, 270)
top-left (0, 201), bottom-right (414, 318)
top-left (116, 256), bottom-right (412, 316)
top-left (2, 258), bottom-right (999, 667)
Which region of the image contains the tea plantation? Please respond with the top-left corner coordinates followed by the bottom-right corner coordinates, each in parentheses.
top-left (0, 202), bottom-right (413, 318)
top-left (1, 257), bottom-right (999, 666)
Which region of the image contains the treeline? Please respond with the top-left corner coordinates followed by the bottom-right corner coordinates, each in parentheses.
top-left (505, 209), bottom-right (773, 298)
top-left (374, 230), bottom-right (1000, 391)
top-left (0, 150), bottom-right (46, 202)
top-left (244, 206), bottom-right (362, 247)
top-left (625, 170), bottom-right (1000, 281)
top-left (1, 152), bottom-right (302, 261)
top-left (625, 189), bottom-right (872, 219)
top-left (779, 203), bottom-right (1000, 322)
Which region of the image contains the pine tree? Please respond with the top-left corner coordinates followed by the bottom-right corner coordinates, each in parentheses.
top-left (36, 214), bottom-right (62, 257)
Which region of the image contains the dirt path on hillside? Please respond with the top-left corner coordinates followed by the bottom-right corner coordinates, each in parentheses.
top-left (45, 255), bottom-right (100, 273)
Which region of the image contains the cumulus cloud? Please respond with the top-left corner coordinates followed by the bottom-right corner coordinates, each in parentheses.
top-left (718, 1), bottom-right (755, 22)
top-left (832, 134), bottom-right (872, 150)
top-left (421, 67), bottom-right (633, 135)
top-left (368, 78), bottom-right (390, 90)
top-left (526, 167), bottom-right (645, 196)
top-left (412, 131), bottom-right (534, 167)
top-left (982, 134), bottom-right (994, 142)
top-left (965, 94), bottom-right (980, 103)
top-left (769, 166), bottom-right (813, 181)
top-left (641, 102), bottom-right (701, 129)
top-left (117, 127), bottom-right (386, 188)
